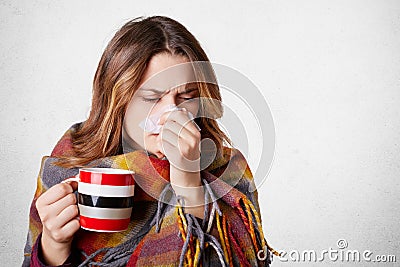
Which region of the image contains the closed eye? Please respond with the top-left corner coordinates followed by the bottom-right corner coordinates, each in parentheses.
top-left (178, 88), bottom-right (199, 101)
top-left (179, 96), bottom-right (196, 101)
top-left (141, 97), bottom-right (161, 103)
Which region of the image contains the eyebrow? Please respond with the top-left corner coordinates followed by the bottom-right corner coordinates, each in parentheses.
top-left (139, 88), bottom-right (164, 94)
top-left (178, 87), bottom-right (198, 94)
top-left (139, 87), bottom-right (199, 94)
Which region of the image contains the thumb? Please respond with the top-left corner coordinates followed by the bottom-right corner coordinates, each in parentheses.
top-left (61, 176), bottom-right (79, 191)
top-left (68, 180), bottom-right (78, 191)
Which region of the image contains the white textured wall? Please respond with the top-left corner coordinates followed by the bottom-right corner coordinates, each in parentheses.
top-left (1, 1), bottom-right (399, 266)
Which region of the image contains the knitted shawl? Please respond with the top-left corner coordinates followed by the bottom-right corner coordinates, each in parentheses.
top-left (23, 122), bottom-right (278, 266)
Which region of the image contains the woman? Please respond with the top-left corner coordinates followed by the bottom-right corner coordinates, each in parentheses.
top-left (23, 16), bottom-right (278, 266)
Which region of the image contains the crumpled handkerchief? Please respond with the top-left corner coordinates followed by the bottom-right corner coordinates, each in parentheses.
top-left (139, 104), bottom-right (199, 134)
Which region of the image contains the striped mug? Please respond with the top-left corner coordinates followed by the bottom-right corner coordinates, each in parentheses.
top-left (63, 168), bottom-right (135, 232)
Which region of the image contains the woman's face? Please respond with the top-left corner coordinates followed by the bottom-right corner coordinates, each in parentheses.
top-left (122, 53), bottom-right (200, 158)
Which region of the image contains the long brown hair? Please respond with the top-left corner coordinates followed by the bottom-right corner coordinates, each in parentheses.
top-left (55, 16), bottom-right (231, 168)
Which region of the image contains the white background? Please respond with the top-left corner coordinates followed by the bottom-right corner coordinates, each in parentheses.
top-left (1, 1), bottom-right (399, 266)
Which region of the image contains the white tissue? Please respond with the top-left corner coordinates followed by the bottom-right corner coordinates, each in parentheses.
top-left (139, 104), bottom-right (198, 134)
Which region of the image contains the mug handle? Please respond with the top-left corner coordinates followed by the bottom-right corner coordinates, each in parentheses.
top-left (61, 175), bottom-right (80, 184)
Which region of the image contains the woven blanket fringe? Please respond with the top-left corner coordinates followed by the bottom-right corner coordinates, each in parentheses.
top-left (176, 179), bottom-right (279, 267)
top-left (176, 179), bottom-right (227, 267)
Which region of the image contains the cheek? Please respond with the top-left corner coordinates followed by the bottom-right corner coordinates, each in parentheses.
top-left (125, 98), bottom-right (156, 124)
top-left (125, 105), bottom-right (140, 128)
top-left (123, 100), bottom-right (147, 141)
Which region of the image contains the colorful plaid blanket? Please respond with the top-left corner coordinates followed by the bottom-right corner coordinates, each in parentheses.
top-left (23, 122), bottom-right (277, 266)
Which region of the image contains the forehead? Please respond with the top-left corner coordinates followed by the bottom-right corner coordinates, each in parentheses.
top-left (140, 53), bottom-right (196, 91)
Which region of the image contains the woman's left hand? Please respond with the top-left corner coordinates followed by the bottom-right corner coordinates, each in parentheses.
top-left (157, 108), bottom-right (202, 187)
top-left (158, 108), bottom-right (205, 217)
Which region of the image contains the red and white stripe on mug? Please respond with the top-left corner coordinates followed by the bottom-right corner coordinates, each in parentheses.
top-left (63, 168), bottom-right (135, 232)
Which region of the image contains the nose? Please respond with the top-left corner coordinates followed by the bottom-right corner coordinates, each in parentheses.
top-left (158, 89), bottom-right (177, 107)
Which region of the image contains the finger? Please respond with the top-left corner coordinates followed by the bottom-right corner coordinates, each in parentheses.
top-left (158, 109), bottom-right (189, 127)
top-left (160, 128), bottom-right (179, 149)
top-left (49, 193), bottom-right (77, 217)
top-left (160, 128), bottom-right (200, 161)
top-left (51, 218), bottom-right (80, 243)
top-left (57, 204), bottom-right (79, 227)
top-left (180, 107), bottom-right (201, 131)
top-left (163, 119), bottom-right (197, 142)
top-left (158, 110), bottom-right (173, 125)
top-left (160, 118), bottom-right (201, 149)
top-left (67, 180), bottom-right (78, 191)
top-left (60, 218), bottom-right (80, 238)
top-left (46, 204), bottom-right (78, 232)
top-left (37, 183), bottom-right (74, 207)
top-left (159, 138), bottom-right (180, 162)
top-left (161, 135), bottom-right (201, 172)
top-left (162, 118), bottom-right (201, 153)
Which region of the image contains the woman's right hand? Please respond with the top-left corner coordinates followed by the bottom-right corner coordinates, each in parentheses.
top-left (35, 181), bottom-right (80, 265)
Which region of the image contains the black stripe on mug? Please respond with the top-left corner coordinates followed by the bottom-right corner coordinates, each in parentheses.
top-left (78, 193), bottom-right (134, 208)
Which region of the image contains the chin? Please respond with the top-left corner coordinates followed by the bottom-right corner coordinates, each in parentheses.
top-left (143, 135), bottom-right (164, 158)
